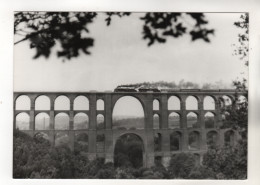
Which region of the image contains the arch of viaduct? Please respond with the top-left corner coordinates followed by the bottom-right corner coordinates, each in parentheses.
top-left (13, 90), bottom-right (247, 167)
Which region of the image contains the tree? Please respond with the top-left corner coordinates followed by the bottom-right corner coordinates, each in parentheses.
top-left (233, 13), bottom-right (249, 66)
top-left (14, 12), bottom-right (214, 60)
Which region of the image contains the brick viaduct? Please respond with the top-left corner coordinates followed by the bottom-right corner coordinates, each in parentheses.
top-left (13, 90), bottom-right (247, 167)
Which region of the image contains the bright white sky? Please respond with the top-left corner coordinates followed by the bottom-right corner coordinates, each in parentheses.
top-left (14, 12), bottom-right (248, 92)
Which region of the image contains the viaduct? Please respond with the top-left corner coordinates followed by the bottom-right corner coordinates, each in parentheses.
top-left (13, 89), bottom-right (247, 167)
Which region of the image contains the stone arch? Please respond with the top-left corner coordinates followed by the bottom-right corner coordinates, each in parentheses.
top-left (153, 99), bottom-right (160, 110)
top-left (97, 99), bottom-right (104, 110)
top-left (168, 112), bottom-right (180, 129)
top-left (186, 96), bottom-right (198, 110)
top-left (97, 114), bottom-right (105, 130)
top-left (168, 96), bottom-right (181, 110)
top-left (35, 112), bottom-right (50, 130)
top-left (74, 113), bottom-right (89, 130)
top-left (15, 95), bottom-right (30, 110)
top-left (203, 96), bottom-right (215, 110)
top-left (54, 112), bottom-right (69, 130)
top-left (112, 96), bottom-right (145, 130)
top-left (207, 130), bottom-right (218, 148)
top-left (55, 132), bottom-right (69, 147)
top-left (114, 133), bottom-right (144, 168)
top-left (74, 95), bottom-right (89, 110)
top-left (153, 114), bottom-right (160, 129)
top-left (224, 130), bottom-right (235, 146)
top-left (204, 112), bottom-right (215, 128)
top-left (187, 112), bottom-right (198, 128)
top-left (170, 131), bottom-right (182, 151)
top-left (15, 112), bottom-right (30, 130)
top-left (35, 95), bottom-right (50, 110)
top-left (54, 95), bottom-right (70, 110)
top-left (188, 131), bottom-right (200, 150)
top-left (74, 132), bottom-right (88, 154)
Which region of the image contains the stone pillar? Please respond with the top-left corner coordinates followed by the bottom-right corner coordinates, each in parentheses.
top-left (146, 130), bottom-right (155, 167)
top-left (49, 96), bottom-right (55, 130)
top-left (89, 94), bottom-right (97, 130)
top-left (88, 130), bottom-right (97, 160)
top-left (161, 94), bottom-right (168, 129)
top-left (218, 130), bottom-right (225, 147)
top-left (200, 130), bottom-right (207, 150)
top-left (215, 96), bottom-right (222, 128)
top-left (68, 130), bottom-right (75, 151)
top-left (182, 130), bottom-right (189, 151)
top-left (88, 94), bottom-right (97, 160)
top-left (180, 96), bottom-right (187, 129)
top-left (105, 94), bottom-right (112, 129)
top-left (198, 96), bottom-right (205, 129)
top-left (104, 130), bottom-right (114, 163)
top-left (69, 95), bottom-right (75, 130)
top-left (144, 94), bottom-right (153, 129)
top-left (48, 130), bottom-right (55, 147)
top-left (29, 97), bottom-right (35, 130)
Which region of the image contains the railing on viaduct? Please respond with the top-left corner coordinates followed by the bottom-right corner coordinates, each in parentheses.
top-left (13, 90), bottom-right (247, 167)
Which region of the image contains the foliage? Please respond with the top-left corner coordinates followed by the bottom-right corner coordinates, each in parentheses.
top-left (167, 153), bottom-right (196, 178)
top-left (233, 13), bottom-right (249, 66)
top-left (14, 12), bottom-right (213, 60)
top-left (202, 140), bottom-right (247, 179)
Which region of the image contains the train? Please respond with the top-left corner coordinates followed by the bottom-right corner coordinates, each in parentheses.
top-left (114, 85), bottom-right (240, 92)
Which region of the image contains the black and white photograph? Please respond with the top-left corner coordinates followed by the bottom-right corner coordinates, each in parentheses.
top-left (12, 11), bottom-right (249, 179)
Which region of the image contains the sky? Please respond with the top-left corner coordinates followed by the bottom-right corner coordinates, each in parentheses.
top-left (14, 12), bottom-right (248, 92)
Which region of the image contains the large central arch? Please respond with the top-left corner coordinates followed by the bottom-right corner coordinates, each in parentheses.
top-left (112, 96), bottom-right (145, 130)
top-left (114, 133), bottom-right (145, 168)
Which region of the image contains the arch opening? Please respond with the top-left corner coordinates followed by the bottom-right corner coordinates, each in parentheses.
top-left (186, 96), bottom-right (198, 110)
top-left (16, 112), bottom-right (30, 130)
top-left (203, 96), bottom-right (215, 110)
top-left (16, 95), bottom-right (30, 110)
top-left (74, 133), bottom-right (88, 155)
top-left (207, 131), bottom-right (218, 148)
top-left (97, 114), bottom-right (105, 130)
top-left (74, 113), bottom-right (89, 130)
top-left (170, 131), bottom-right (182, 151)
top-left (97, 99), bottom-right (104, 110)
top-left (168, 96), bottom-right (180, 110)
top-left (35, 113), bottom-right (50, 130)
top-left (153, 114), bottom-right (160, 129)
top-left (55, 113), bottom-right (69, 130)
top-left (97, 134), bottom-right (105, 153)
top-left (35, 95), bottom-right (50, 110)
top-left (188, 131), bottom-right (200, 150)
top-left (205, 112), bottom-right (215, 128)
top-left (74, 96), bottom-right (89, 110)
top-left (114, 133), bottom-right (144, 168)
top-left (54, 95), bottom-right (70, 110)
top-left (225, 130), bottom-right (235, 146)
top-left (187, 112), bottom-right (198, 128)
top-left (112, 96), bottom-right (145, 130)
top-left (169, 112), bottom-right (180, 129)
top-left (154, 133), bottom-right (162, 152)
top-left (153, 99), bottom-right (160, 110)
top-left (55, 132), bottom-right (69, 147)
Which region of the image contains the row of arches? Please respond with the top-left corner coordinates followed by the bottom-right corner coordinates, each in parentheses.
top-left (16, 112), bottom-right (104, 130)
top-left (16, 111), bottom-right (217, 130)
top-left (33, 129), bottom-right (235, 155)
top-left (15, 94), bottom-right (247, 111)
top-left (153, 111), bottom-right (215, 129)
top-left (15, 95), bottom-right (104, 110)
top-left (155, 130), bottom-right (235, 152)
